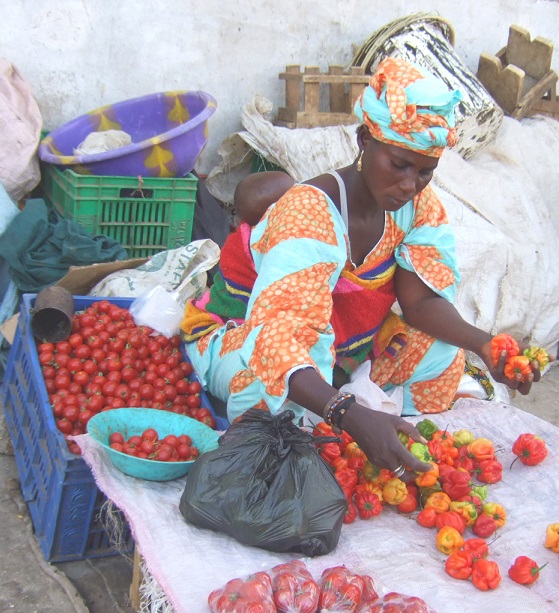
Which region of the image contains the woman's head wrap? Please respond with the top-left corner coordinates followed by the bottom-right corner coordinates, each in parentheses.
top-left (354, 57), bottom-right (463, 158)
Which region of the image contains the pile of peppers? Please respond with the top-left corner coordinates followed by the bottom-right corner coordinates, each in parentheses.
top-left (313, 416), bottom-right (554, 593)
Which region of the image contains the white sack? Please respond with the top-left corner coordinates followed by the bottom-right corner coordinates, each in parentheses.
top-left (0, 59), bottom-right (42, 201)
top-left (89, 239), bottom-right (220, 302)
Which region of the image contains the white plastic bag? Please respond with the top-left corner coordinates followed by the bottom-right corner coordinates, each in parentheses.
top-left (128, 285), bottom-right (184, 338)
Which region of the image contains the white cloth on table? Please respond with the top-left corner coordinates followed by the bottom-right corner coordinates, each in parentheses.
top-left (75, 399), bottom-right (559, 613)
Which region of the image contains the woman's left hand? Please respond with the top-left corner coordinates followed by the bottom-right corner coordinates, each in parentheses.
top-left (479, 338), bottom-right (541, 395)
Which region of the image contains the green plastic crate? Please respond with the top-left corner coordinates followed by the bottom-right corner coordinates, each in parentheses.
top-left (41, 165), bottom-right (198, 258)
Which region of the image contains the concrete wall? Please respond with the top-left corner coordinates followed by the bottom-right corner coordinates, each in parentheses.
top-left (2, 0), bottom-right (558, 174)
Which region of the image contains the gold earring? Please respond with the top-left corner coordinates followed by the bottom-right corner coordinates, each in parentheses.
top-left (356, 150), bottom-right (364, 172)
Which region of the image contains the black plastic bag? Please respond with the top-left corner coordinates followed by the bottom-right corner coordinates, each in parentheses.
top-left (179, 409), bottom-right (347, 557)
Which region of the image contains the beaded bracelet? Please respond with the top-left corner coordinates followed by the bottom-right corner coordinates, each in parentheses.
top-left (331, 395), bottom-right (355, 433)
top-left (323, 391), bottom-right (355, 433)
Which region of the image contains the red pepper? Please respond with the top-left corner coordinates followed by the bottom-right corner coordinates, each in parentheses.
top-left (416, 507), bottom-right (438, 528)
top-left (490, 333), bottom-right (519, 366)
top-left (445, 550), bottom-right (474, 580)
top-left (335, 467), bottom-right (358, 493)
top-left (511, 433), bottom-right (548, 467)
top-left (396, 491), bottom-right (418, 514)
top-left (508, 556), bottom-right (547, 585)
top-left (319, 442), bottom-right (341, 464)
top-left (354, 491), bottom-right (382, 519)
top-left (472, 514), bottom-right (497, 538)
top-left (471, 558), bottom-right (501, 591)
top-left (462, 537), bottom-right (489, 560)
top-left (435, 511), bottom-right (466, 534)
top-left (343, 500), bottom-right (357, 524)
top-left (504, 355), bottom-right (532, 382)
top-left (453, 446), bottom-right (476, 474)
top-left (347, 456), bottom-right (365, 473)
top-left (442, 469), bottom-right (472, 500)
top-left (476, 458), bottom-right (503, 484)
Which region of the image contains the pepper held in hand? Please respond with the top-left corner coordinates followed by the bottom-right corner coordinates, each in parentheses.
top-left (490, 333), bottom-right (519, 366)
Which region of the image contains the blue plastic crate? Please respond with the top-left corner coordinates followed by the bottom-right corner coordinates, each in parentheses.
top-left (0, 293), bottom-right (224, 562)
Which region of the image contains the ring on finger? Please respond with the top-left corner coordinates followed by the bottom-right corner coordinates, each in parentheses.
top-left (393, 463), bottom-right (406, 478)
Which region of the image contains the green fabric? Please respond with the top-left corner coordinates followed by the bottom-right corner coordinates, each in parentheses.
top-left (0, 199), bottom-right (128, 293)
top-left (205, 271), bottom-right (248, 320)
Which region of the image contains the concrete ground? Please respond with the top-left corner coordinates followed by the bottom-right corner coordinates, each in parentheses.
top-left (1, 362), bottom-right (558, 612)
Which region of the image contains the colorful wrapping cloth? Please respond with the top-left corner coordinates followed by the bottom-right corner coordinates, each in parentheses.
top-left (182, 180), bottom-right (463, 420)
top-left (353, 57), bottom-right (462, 157)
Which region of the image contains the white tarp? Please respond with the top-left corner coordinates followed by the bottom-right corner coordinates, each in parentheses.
top-left (75, 399), bottom-right (559, 613)
top-left (205, 99), bottom-right (559, 352)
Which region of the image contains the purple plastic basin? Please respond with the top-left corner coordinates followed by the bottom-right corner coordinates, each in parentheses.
top-left (38, 90), bottom-right (217, 177)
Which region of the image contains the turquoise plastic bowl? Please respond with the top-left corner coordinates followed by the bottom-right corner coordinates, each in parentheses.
top-left (87, 408), bottom-right (220, 481)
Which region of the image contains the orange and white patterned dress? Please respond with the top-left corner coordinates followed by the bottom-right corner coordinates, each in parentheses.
top-left (181, 178), bottom-right (464, 422)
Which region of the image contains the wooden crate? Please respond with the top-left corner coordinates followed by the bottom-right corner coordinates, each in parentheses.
top-left (477, 25), bottom-right (558, 120)
top-left (276, 65), bottom-right (370, 128)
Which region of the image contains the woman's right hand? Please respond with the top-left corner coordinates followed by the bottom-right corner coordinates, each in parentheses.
top-left (341, 403), bottom-right (432, 481)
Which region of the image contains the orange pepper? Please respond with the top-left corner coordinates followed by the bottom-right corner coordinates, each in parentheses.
top-left (467, 437), bottom-right (495, 462)
top-left (343, 441), bottom-right (366, 460)
top-left (431, 429), bottom-right (455, 449)
top-left (504, 354), bottom-right (532, 382)
top-left (482, 502), bottom-right (506, 528)
top-left (544, 523), bottom-right (559, 553)
top-left (382, 478), bottom-right (407, 505)
top-left (415, 462), bottom-right (439, 487)
top-left (425, 491), bottom-right (452, 514)
top-left (436, 525), bottom-right (464, 555)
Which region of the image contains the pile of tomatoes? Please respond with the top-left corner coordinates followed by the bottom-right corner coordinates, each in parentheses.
top-left (109, 428), bottom-right (200, 462)
top-left (36, 300), bottom-right (216, 455)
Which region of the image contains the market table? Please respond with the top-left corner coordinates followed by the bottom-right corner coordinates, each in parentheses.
top-left (75, 398), bottom-right (559, 612)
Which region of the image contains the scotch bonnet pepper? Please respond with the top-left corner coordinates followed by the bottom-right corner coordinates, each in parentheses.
top-left (511, 433), bottom-right (548, 467)
top-left (508, 556), bottom-right (547, 585)
top-left (544, 523), bottom-right (559, 552)
top-left (471, 558), bottom-right (501, 591)
top-left (436, 525), bottom-right (464, 555)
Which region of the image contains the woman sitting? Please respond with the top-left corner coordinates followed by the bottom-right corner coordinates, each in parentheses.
top-left (181, 57), bottom-right (541, 478)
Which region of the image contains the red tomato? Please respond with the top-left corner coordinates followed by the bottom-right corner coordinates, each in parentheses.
top-left (38, 342), bottom-right (55, 354)
top-left (109, 432), bottom-right (125, 445)
top-left (55, 341), bottom-right (72, 354)
top-left (186, 394), bottom-right (201, 408)
top-left (74, 344), bottom-right (91, 360)
top-left (56, 419), bottom-right (73, 434)
top-left (180, 362), bottom-right (193, 377)
top-left (187, 381), bottom-right (202, 395)
top-left (142, 428), bottom-right (158, 442)
top-left (68, 333), bottom-right (84, 348)
top-left (73, 371), bottom-right (90, 387)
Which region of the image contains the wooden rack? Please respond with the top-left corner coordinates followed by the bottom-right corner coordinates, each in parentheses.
top-left (276, 65), bottom-right (370, 128)
top-left (477, 25), bottom-right (558, 120)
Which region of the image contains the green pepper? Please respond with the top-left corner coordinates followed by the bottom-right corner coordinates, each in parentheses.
top-left (398, 431), bottom-right (409, 446)
top-left (409, 442), bottom-right (433, 463)
top-left (471, 484), bottom-right (488, 501)
top-left (523, 346), bottom-right (550, 370)
top-left (416, 418), bottom-right (438, 440)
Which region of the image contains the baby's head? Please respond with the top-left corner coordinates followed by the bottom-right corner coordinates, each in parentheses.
top-left (234, 171), bottom-right (295, 226)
